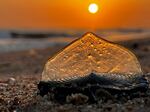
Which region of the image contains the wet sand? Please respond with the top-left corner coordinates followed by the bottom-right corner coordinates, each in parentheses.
top-left (0, 36), bottom-right (150, 112)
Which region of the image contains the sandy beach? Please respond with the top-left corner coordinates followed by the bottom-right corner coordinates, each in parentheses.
top-left (0, 30), bottom-right (150, 112)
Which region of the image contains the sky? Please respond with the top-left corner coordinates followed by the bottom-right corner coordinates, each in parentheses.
top-left (0, 0), bottom-right (150, 30)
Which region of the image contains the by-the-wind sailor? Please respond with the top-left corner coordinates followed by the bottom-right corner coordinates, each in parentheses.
top-left (38, 33), bottom-right (148, 101)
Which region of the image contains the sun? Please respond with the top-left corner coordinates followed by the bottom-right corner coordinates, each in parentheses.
top-left (88, 3), bottom-right (99, 14)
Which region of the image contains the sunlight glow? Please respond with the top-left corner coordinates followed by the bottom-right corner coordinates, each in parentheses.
top-left (88, 3), bottom-right (99, 14)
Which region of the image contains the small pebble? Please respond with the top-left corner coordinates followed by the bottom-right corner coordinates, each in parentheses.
top-left (8, 78), bottom-right (16, 85)
top-left (28, 49), bottom-right (37, 56)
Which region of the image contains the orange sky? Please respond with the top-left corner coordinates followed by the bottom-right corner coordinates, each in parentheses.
top-left (0, 0), bottom-right (150, 29)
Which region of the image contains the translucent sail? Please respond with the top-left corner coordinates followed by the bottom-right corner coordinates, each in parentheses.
top-left (42, 33), bottom-right (142, 82)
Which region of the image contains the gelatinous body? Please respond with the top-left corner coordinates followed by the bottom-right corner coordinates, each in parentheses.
top-left (42, 33), bottom-right (142, 82)
top-left (39, 33), bottom-right (149, 101)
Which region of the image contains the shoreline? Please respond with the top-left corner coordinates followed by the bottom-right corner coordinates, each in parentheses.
top-left (0, 31), bottom-right (149, 53)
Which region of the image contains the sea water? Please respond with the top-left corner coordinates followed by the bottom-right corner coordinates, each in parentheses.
top-left (0, 29), bottom-right (149, 53)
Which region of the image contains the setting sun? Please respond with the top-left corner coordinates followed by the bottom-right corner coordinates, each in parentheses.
top-left (88, 3), bottom-right (99, 14)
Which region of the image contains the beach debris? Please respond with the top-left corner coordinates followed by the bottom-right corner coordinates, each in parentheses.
top-left (66, 93), bottom-right (89, 104)
top-left (8, 78), bottom-right (16, 85)
top-left (28, 49), bottom-right (38, 56)
top-left (38, 32), bottom-right (149, 102)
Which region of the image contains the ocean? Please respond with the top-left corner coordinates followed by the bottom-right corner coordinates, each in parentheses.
top-left (0, 29), bottom-right (149, 53)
